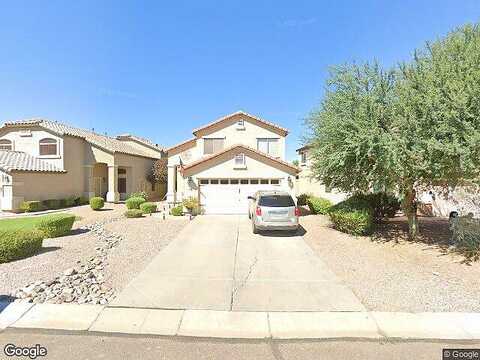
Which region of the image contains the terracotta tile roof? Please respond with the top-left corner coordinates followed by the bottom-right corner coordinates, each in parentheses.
top-left (116, 134), bottom-right (164, 152)
top-left (181, 144), bottom-right (299, 173)
top-left (0, 150), bottom-right (65, 173)
top-left (192, 111), bottom-right (289, 136)
top-left (296, 144), bottom-right (312, 152)
top-left (2, 119), bottom-right (158, 159)
top-left (166, 137), bottom-right (196, 152)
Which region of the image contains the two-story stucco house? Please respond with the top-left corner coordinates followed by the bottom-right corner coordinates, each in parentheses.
top-left (166, 111), bottom-right (299, 214)
top-left (0, 119), bottom-right (165, 211)
top-left (296, 144), bottom-right (347, 204)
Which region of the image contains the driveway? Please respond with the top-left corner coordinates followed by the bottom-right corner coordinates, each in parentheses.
top-left (112, 215), bottom-right (364, 311)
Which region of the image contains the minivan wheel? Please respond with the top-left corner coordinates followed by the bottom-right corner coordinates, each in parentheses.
top-left (252, 221), bottom-right (258, 234)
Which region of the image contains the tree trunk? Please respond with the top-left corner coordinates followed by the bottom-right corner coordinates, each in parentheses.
top-left (403, 186), bottom-right (419, 240)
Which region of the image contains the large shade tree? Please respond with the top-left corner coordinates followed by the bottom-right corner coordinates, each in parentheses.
top-left (307, 24), bottom-right (480, 238)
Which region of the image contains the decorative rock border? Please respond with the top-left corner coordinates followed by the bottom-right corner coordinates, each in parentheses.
top-left (12, 218), bottom-right (123, 305)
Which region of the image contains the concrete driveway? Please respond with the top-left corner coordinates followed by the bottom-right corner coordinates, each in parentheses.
top-left (112, 215), bottom-right (364, 312)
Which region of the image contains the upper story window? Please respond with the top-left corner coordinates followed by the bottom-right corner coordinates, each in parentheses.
top-left (301, 151), bottom-right (307, 164)
top-left (234, 153), bottom-right (245, 166)
top-left (236, 119), bottom-right (245, 130)
top-left (257, 138), bottom-right (279, 157)
top-left (204, 138), bottom-right (224, 155)
top-left (0, 139), bottom-right (13, 151)
top-left (39, 138), bottom-right (58, 156)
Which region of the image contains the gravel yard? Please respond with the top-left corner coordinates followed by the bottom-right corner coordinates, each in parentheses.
top-left (301, 214), bottom-right (480, 312)
top-left (0, 203), bottom-right (187, 304)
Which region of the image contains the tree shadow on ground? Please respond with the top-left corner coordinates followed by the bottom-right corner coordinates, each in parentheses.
top-left (69, 228), bottom-right (90, 236)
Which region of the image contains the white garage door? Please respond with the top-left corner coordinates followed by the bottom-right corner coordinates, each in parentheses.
top-left (199, 179), bottom-right (287, 214)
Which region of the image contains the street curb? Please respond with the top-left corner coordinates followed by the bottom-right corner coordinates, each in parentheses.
top-left (1, 302), bottom-right (480, 340)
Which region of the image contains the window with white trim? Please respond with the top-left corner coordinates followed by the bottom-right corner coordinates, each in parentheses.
top-left (39, 138), bottom-right (58, 156)
top-left (301, 151), bottom-right (307, 164)
top-left (204, 138), bottom-right (224, 155)
top-left (0, 139), bottom-right (12, 151)
top-left (234, 153), bottom-right (245, 166)
top-left (236, 119), bottom-right (245, 129)
top-left (257, 138), bottom-right (279, 157)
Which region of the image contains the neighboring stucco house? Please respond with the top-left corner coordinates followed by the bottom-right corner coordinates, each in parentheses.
top-left (0, 119), bottom-right (165, 211)
top-left (166, 111), bottom-right (299, 214)
top-left (296, 145), bottom-right (346, 204)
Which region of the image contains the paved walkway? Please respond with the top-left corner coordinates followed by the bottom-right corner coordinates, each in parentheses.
top-left (111, 215), bottom-right (364, 311)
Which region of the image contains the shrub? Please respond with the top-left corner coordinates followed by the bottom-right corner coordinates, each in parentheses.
top-left (90, 197), bottom-right (105, 210)
top-left (42, 199), bottom-right (62, 210)
top-left (344, 192), bottom-right (400, 220)
top-left (328, 208), bottom-right (374, 235)
top-left (450, 216), bottom-right (480, 260)
top-left (182, 196), bottom-right (200, 213)
top-left (170, 205), bottom-right (183, 216)
top-left (0, 229), bottom-right (44, 263)
top-left (124, 209), bottom-right (144, 218)
top-left (37, 213), bottom-right (76, 238)
top-left (296, 193), bottom-right (312, 206)
top-left (76, 196), bottom-right (89, 206)
top-left (126, 196), bottom-right (146, 210)
top-left (306, 196), bottom-right (332, 214)
top-left (64, 197), bottom-right (76, 207)
top-left (140, 202), bottom-right (157, 214)
top-left (20, 201), bottom-right (43, 213)
top-left (128, 191), bottom-right (148, 201)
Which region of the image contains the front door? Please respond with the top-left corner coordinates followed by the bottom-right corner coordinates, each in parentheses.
top-left (118, 178), bottom-right (127, 200)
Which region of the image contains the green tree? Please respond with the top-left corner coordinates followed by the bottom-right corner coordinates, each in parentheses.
top-left (292, 159), bottom-right (299, 166)
top-left (307, 24), bottom-right (480, 239)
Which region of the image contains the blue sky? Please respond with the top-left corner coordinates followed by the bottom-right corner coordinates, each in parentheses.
top-left (1, 1), bottom-right (479, 160)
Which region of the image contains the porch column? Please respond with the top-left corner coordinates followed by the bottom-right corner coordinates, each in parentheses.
top-left (106, 165), bottom-right (120, 202)
top-left (83, 165), bottom-right (95, 199)
top-left (166, 164), bottom-right (176, 203)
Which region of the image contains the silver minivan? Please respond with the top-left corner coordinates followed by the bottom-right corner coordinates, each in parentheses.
top-left (248, 191), bottom-right (300, 234)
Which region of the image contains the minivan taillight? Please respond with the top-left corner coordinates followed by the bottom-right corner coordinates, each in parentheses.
top-left (255, 206), bottom-right (262, 216)
top-left (294, 207), bottom-right (300, 216)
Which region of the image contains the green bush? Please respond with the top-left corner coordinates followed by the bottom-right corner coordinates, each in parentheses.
top-left (128, 191), bottom-right (148, 201)
top-left (0, 229), bottom-right (44, 263)
top-left (296, 193), bottom-right (312, 206)
top-left (124, 209), bottom-right (144, 218)
top-left (140, 202), bottom-right (157, 214)
top-left (328, 208), bottom-right (374, 235)
top-left (126, 196), bottom-right (146, 210)
top-left (450, 216), bottom-right (480, 260)
top-left (343, 192), bottom-right (400, 220)
top-left (76, 196), bottom-right (89, 206)
top-left (90, 197), bottom-right (105, 210)
top-left (42, 199), bottom-right (62, 210)
top-left (170, 205), bottom-right (183, 216)
top-left (37, 213), bottom-right (76, 238)
top-left (306, 196), bottom-right (333, 214)
top-left (20, 201), bottom-right (43, 213)
top-left (64, 196), bottom-right (76, 207)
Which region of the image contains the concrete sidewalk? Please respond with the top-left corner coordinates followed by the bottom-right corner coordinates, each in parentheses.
top-left (2, 302), bottom-right (480, 340)
top-left (112, 215), bottom-right (364, 312)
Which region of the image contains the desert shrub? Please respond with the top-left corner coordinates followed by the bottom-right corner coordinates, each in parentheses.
top-left (128, 191), bottom-right (149, 201)
top-left (182, 196), bottom-right (200, 213)
top-left (344, 192), bottom-right (400, 220)
top-left (90, 197), bottom-right (105, 210)
top-left (140, 202), bottom-right (157, 214)
top-left (306, 196), bottom-right (332, 214)
top-left (296, 193), bottom-right (312, 206)
top-left (450, 216), bottom-right (480, 260)
top-left (124, 209), bottom-right (144, 218)
top-left (0, 229), bottom-right (44, 263)
top-left (126, 196), bottom-right (146, 209)
top-left (75, 196), bottom-right (89, 206)
top-left (42, 199), bottom-right (62, 210)
top-left (170, 205), bottom-right (183, 216)
top-left (328, 208), bottom-right (374, 235)
top-left (37, 213), bottom-right (76, 238)
top-left (20, 201), bottom-right (43, 213)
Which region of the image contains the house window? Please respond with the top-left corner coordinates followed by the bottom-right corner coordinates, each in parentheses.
top-left (301, 152), bottom-right (307, 164)
top-left (270, 179), bottom-right (280, 185)
top-left (250, 179), bottom-right (259, 184)
top-left (210, 179), bottom-right (219, 184)
top-left (240, 179), bottom-right (249, 184)
top-left (200, 179), bottom-right (209, 185)
top-left (236, 119), bottom-right (245, 129)
top-left (257, 138), bottom-right (279, 157)
top-left (220, 179), bottom-right (229, 184)
top-left (204, 138), bottom-right (224, 155)
top-left (260, 179), bottom-right (269, 184)
top-left (118, 168), bottom-right (126, 175)
top-left (234, 153), bottom-right (245, 166)
top-left (0, 139), bottom-right (12, 151)
top-left (230, 179), bottom-right (239, 184)
top-left (39, 138), bottom-right (57, 156)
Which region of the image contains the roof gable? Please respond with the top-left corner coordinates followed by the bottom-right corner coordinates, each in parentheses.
top-left (192, 111), bottom-right (288, 137)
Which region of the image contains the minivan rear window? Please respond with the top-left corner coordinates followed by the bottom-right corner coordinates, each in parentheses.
top-left (258, 195), bottom-right (295, 207)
